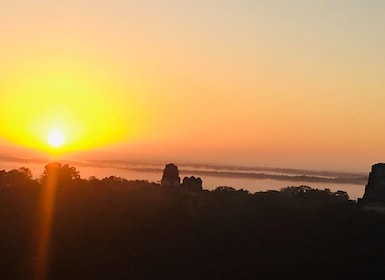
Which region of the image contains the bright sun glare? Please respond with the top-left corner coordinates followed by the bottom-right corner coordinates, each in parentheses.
top-left (47, 129), bottom-right (65, 148)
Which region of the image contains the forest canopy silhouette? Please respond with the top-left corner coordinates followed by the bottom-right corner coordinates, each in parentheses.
top-left (1, 162), bottom-right (385, 279)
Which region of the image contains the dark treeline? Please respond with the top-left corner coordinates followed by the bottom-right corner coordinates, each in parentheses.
top-left (1, 163), bottom-right (385, 279)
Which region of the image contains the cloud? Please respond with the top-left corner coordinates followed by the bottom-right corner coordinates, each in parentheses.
top-left (0, 155), bottom-right (367, 185)
top-left (0, 153), bottom-right (48, 165)
top-left (83, 159), bottom-right (368, 185)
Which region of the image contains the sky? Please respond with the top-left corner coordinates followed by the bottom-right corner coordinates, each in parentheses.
top-left (1, 0), bottom-right (385, 172)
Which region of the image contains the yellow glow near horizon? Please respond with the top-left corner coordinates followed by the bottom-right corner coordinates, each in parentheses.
top-left (0, 55), bottom-right (142, 155)
top-left (2, 0), bottom-right (385, 172)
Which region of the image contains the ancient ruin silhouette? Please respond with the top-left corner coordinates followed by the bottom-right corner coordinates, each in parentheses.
top-left (361, 163), bottom-right (385, 204)
top-left (161, 163), bottom-right (180, 187)
top-left (181, 176), bottom-right (202, 191)
top-left (161, 164), bottom-right (203, 191)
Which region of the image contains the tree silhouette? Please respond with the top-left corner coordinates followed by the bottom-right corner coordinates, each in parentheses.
top-left (41, 162), bottom-right (80, 184)
top-left (0, 163), bottom-right (382, 280)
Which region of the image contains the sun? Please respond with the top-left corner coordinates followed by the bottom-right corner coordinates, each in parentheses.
top-left (47, 129), bottom-right (65, 148)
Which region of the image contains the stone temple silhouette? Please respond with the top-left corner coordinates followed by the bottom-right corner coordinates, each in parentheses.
top-left (182, 176), bottom-right (203, 191)
top-left (361, 163), bottom-right (385, 204)
top-left (161, 163), bottom-right (203, 191)
top-left (161, 163), bottom-right (180, 187)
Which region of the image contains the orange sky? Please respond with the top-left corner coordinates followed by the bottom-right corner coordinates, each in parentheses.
top-left (1, 1), bottom-right (385, 172)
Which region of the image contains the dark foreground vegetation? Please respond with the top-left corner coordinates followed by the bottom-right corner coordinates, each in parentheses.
top-left (1, 163), bottom-right (385, 279)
